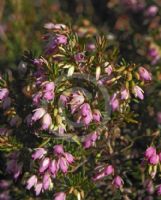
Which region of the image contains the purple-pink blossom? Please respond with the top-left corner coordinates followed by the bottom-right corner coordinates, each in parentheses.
top-left (50, 159), bottom-right (59, 176)
top-left (53, 145), bottom-right (64, 155)
top-left (32, 148), bottom-right (47, 160)
top-left (70, 92), bottom-right (85, 114)
top-left (133, 85), bottom-right (144, 100)
top-left (104, 165), bottom-right (114, 176)
top-left (83, 132), bottom-right (98, 149)
top-left (112, 176), bottom-right (124, 188)
top-left (74, 52), bottom-right (85, 63)
top-left (138, 67), bottom-right (152, 81)
top-left (78, 103), bottom-right (93, 125)
top-left (26, 175), bottom-right (37, 190)
top-left (105, 65), bottom-right (113, 75)
top-left (92, 109), bottom-right (101, 122)
top-left (120, 88), bottom-right (129, 100)
top-left (39, 157), bottom-right (50, 173)
top-left (43, 173), bottom-right (52, 190)
top-left (32, 108), bottom-right (46, 122)
top-left (59, 157), bottom-right (69, 173)
top-left (145, 5), bottom-right (158, 17)
top-left (110, 93), bottom-right (119, 111)
top-left (41, 113), bottom-right (52, 130)
top-left (0, 88), bottom-right (9, 100)
top-left (34, 182), bottom-right (43, 196)
top-left (148, 154), bottom-right (159, 165)
top-left (54, 192), bottom-right (66, 200)
top-left (144, 147), bottom-right (156, 159)
top-left (64, 152), bottom-right (74, 164)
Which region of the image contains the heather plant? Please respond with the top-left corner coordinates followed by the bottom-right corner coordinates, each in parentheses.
top-left (0, 21), bottom-right (160, 200)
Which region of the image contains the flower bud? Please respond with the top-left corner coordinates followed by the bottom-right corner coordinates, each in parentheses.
top-left (138, 67), bottom-right (152, 81)
top-left (32, 148), bottom-right (47, 160)
top-left (0, 88), bottom-right (9, 100)
top-left (26, 175), bottom-right (37, 190)
top-left (110, 93), bottom-right (119, 111)
top-left (64, 152), bottom-right (74, 164)
top-left (53, 145), bottom-right (64, 155)
top-left (54, 192), bottom-right (66, 200)
top-left (50, 160), bottom-right (59, 176)
top-left (145, 147), bottom-right (156, 159)
top-left (104, 165), bottom-right (114, 176)
top-left (59, 157), bottom-right (68, 173)
top-left (56, 35), bottom-right (67, 45)
top-left (112, 176), bottom-right (124, 188)
top-left (41, 113), bottom-right (52, 130)
top-left (43, 82), bottom-right (55, 92)
top-left (120, 88), bottom-right (129, 100)
top-left (39, 157), bottom-right (50, 173)
top-left (34, 182), bottom-right (43, 196)
top-left (74, 52), bottom-right (85, 63)
top-left (132, 85), bottom-right (144, 100)
top-left (43, 173), bottom-right (52, 190)
top-left (93, 109), bottom-right (101, 122)
top-left (149, 154), bottom-right (159, 165)
top-left (32, 108), bottom-right (46, 122)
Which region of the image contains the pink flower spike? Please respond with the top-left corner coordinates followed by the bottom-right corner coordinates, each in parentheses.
top-left (32, 148), bottom-right (47, 160)
top-left (54, 192), bottom-right (66, 200)
top-left (53, 145), bottom-right (64, 156)
top-left (112, 176), bottom-right (124, 189)
top-left (26, 175), bottom-right (37, 190)
top-left (39, 157), bottom-right (50, 173)
top-left (34, 182), bottom-right (43, 196)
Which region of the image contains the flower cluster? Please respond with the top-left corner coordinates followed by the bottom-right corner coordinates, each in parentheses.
top-left (26, 145), bottom-right (74, 196)
top-left (93, 164), bottom-right (124, 189)
top-left (1, 20), bottom-right (160, 200)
